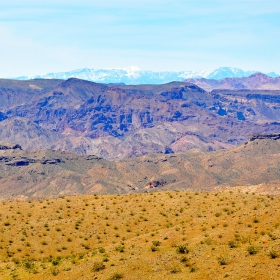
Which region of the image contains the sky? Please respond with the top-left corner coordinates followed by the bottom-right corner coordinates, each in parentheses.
top-left (1, 0), bottom-right (280, 77)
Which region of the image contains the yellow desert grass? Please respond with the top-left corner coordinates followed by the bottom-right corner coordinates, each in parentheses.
top-left (0, 190), bottom-right (280, 279)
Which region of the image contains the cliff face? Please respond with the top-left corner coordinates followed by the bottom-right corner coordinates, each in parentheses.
top-left (4, 79), bottom-right (208, 138)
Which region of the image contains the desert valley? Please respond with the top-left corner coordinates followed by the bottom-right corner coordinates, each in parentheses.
top-left (2, 0), bottom-right (280, 278)
top-left (0, 71), bottom-right (279, 279)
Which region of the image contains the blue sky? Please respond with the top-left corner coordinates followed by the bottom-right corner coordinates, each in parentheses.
top-left (1, 0), bottom-right (280, 77)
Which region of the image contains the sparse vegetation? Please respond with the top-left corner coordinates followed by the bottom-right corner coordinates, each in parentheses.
top-left (228, 240), bottom-right (238, 248)
top-left (0, 191), bottom-right (279, 279)
top-left (218, 256), bottom-right (228, 265)
top-left (170, 265), bottom-right (182, 274)
top-left (92, 261), bottom-right (105, 272)
top-left (177, 244), bottom-right (189, 254)
top-left (247, 245), bottom-right (258, 255)
top-left (109, 273), bottom-right (123, 280)
top-left (269, 250), bottom-right (278, 259)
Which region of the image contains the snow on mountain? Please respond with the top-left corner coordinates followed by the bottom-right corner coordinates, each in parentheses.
top-left (207, 67), bottom-right (256, 80)
top-left (178, 70), bottom-right (210, 79)
top-left (12, 67), bottom-right (279, 84)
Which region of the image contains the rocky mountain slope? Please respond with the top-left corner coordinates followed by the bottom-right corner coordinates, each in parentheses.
top-left (12, 67), bottom-right (279, 84)
top-left (1, 136), bottom-right (280, 199)
top-left (0, 78), bottom-right (280, 159)
top-left (185, 73), bottom-right (280, 91)
top-left (0, 78), bottom-right (62, 109)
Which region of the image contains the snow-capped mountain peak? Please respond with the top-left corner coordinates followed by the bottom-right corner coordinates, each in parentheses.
top-left (11, 67), bottom-right (279, 84)
top-left (207, 67), bottom-right (256, 80)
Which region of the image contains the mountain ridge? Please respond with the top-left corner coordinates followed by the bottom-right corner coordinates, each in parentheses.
top-left (1, 78), bottom-right (280, 159)
top-left (185, 72), bottom-right (280, 91)
top-left (10, 67), bottom-right (279, 85)
top-left (0, 137), bottom-right (280, 199)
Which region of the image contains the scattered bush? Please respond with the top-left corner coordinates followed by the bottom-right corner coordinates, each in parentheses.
top-left (51, 259), bottom-right (59, 266)
top-left (115, 245), bottom-right (125, 252)
top-left (177, 244), bottom-right (189, 254)
top-left (152, 240), bottom-right (161, 247)
top-left (109, 273), bottom-right (123, 280)
top-left (12, 258), bottom-right (20, 264)
top-left (190, 265), bottom-right (197, 273)
top-left (180, 256), bottom-right (188, 263)
top-left (92, 261), bottom-right (105, 272)
top-left (51, 268), bottom-right (59, 276)
top-left (218, 256), bottom-right (228, 265)
top-left (228, 240), bottom-right (237, 248)
top-left (170, 265), bottom-right (181, 274)
top-left (23, 259), bottom-right (34, 270)
top-left (247, 245), bottom-right (258, 255)
top-left (269, 250), bottom-right (278, 259)
top-left (151, 245), bottom-right (159, 252)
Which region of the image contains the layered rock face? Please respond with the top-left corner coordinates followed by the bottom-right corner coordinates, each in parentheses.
top-left (2, 79), bottom-right (207, 138)
top-left (0, 78), bottom-right (280, 159)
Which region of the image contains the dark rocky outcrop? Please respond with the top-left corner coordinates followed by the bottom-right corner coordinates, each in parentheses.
top-left (144, 180), bottom-right (167, 189)
top-left (0, 142), bottom-right (22, 150)
top-left (249, 133), bottom-right (280, 141)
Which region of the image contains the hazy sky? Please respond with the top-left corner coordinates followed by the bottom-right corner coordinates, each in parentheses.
top-left (1, 0), bottom-right (280, 77)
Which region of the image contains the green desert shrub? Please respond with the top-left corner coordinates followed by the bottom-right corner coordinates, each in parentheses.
top-left (151, 245), bottom-right (159, 252)
top-left (51, 268), bottom-right (59, 276)
top-left (92, 261), bottom-right (105, 272)
top-left (177, 244), bottom-right (189, 254)
top-left (269, 250), bottom-right (278, 259)
top-left (109, 273), bottom-right (123, 280)
top-left (170, 265), bottom-right (181, 274)
top-left (115, 245), bottom-right (125, 252)
top-left (152, 240), bottom-right (161, 247)
top-left (228, 240), bottom-right (237, 248)
top-left (247, 245), bottom-right (258, 255)
top-left (218, 256), bottom-right (228, 265)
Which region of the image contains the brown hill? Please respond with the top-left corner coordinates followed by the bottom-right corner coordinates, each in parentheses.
top-left (185, 73), bottom-right (280, 91)
top-left (1, 137), bottom-right (280, 199)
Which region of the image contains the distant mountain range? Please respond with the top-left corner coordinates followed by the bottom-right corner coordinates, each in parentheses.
top-left (185, 72), bottom-right (280, 91)
top-left (1, 77), bottom-right (280, 160)
top-left (13, 67), bottom-right (279, 85)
